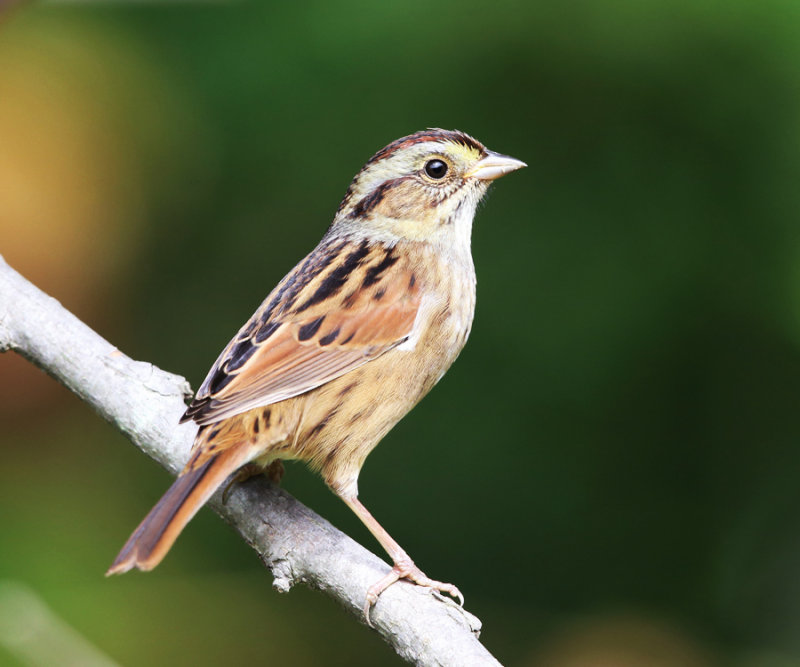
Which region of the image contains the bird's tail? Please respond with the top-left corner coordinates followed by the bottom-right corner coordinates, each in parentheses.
top-left (106, 446), bottom-right (247, 575)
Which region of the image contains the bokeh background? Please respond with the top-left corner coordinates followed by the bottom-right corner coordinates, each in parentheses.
top-left (1, 0), bottom-right (800, 665)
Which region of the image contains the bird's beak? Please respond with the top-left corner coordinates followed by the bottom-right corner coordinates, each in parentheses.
top-left (465, 151), bottom-right (527, 181)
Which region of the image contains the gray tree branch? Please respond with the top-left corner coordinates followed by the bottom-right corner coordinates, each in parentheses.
top-left (0, 254), bottom-right (502, 667)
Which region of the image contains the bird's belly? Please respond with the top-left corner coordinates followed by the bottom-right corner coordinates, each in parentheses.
top-left (273, 298), bottom-right (471, 487)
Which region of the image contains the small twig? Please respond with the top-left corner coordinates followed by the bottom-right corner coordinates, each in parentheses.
top-left (0, 254), bottom-right (502, 667)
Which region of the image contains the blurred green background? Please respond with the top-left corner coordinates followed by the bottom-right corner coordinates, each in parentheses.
top-left (1, 0), bottom-right (800, 665)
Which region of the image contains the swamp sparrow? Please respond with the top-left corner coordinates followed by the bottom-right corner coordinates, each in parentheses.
top-left (108, 129), bottom-right (525, 621)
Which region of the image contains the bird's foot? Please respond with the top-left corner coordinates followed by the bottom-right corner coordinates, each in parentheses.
top-left (363, 558), bottom-right (463, 626)
top-left (221, 463), bottom-right (263, 504)
top-left (264, 459), bottom-right (285, 485)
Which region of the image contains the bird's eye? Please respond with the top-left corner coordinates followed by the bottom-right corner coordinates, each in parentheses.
top-left (424, 159), bottom-right (448, 180)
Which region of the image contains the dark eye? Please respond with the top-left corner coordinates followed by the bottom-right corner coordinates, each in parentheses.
top-left (424, 159), bottom-right (448, 179)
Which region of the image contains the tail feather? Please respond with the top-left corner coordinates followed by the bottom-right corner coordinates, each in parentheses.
top-left (106, 449), bottom-right (245, 575)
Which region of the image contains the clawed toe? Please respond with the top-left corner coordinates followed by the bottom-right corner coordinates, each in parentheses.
top-left (363, 561), bottom-right (463, 626)
top-left (221, 463), bottom-right (262, 504)
top-left (432, 583), bottom-right (464, 607)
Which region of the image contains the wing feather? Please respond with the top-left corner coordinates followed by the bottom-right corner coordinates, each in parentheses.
top-left (182, 239), bottom-right (420, 426)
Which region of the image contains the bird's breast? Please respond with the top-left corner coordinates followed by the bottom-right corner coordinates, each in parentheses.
top-left (411, 251), bottom-right (477, 378)
top-left (268, 246), bottom-right (477, 489)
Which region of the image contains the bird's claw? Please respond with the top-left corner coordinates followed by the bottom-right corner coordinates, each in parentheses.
top-left (363, 561), bottom-right (463, 627)
top-left (221, 463), bottom-right (262, 504)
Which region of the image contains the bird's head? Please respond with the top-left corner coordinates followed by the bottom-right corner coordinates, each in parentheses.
top-left (334, 129), bottom-right (525, 245)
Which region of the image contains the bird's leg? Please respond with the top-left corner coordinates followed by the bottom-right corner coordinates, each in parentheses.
top-left (339, 494), bottom-right (463, 624)
top-left (264, 459), bottom-right (285, 484)
top-left (221, 463), bottom-right (263, 503)
top-left (221, 459), bottom-right (284, 504)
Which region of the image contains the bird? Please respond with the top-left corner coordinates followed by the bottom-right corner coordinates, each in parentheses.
top-left (107, 128), bottom-right (525, 621)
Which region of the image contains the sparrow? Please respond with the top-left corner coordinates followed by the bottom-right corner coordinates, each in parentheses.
top-left (107, 129), bottom-right (525, 622)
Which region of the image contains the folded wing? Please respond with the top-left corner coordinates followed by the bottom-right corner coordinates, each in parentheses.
top-left (182, 240), bottom-right (421, 426)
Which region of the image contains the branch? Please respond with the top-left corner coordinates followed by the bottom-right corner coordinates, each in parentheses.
top-left (0, 255), bottom-right (502, 667)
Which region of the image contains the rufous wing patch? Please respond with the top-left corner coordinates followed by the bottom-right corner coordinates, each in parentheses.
top-left (183, 245), bottom-right (421, 426)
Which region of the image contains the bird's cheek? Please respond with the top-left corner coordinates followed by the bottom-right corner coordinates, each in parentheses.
top-left (372, 181), bottom-right (425, 218)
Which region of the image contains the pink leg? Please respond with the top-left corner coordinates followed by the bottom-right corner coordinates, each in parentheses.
top-left (340, 494), bottom-right (463, 624)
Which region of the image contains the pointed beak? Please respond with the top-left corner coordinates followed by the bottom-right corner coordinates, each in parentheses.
top-left (465, 151), bottom-right (527, 181)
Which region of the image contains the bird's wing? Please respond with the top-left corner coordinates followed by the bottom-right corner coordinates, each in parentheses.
top-left (182, 238), bottom-right (421, 426)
